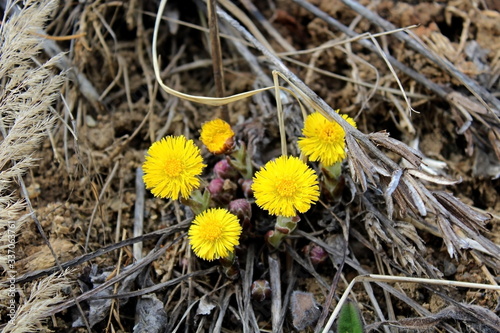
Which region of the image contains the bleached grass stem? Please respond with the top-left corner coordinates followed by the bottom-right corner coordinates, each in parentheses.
top-left (322, 274), bottom-right (500, 333)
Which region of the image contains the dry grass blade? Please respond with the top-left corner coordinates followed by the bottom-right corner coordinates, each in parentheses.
top-left (0, 0), bottom-right (66, 328)
top-left (322, 274), bottom-right (500, 333)
top-left (369, 304), bottom-right (500, 332)
top-left (207, 0), bottom-right (229, 121)
top-left (1, 271), bottom-right (71, 333)
top-left (153, 0), bottom-right (275, 106)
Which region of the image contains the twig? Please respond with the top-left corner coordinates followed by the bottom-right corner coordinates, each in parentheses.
top-left (314, 209), bottom-right (349, 332)
top-left (91, 267), bottom-right (218, 299)
top-left (207, 0), bottom-right (229, 121)
top-left (84, 160), bottom-right (120, 252)
top-left (218, 0), bottom-right (276, 53)
top-left (278, 255), bottom-right (297, 329)
top-left (321, 274), bottom-right (500, 333)
top-left (43, 233), bottom-right (186, 317)
top-left (268, 252), bottom-right (282, 333)
top-left (238, 0), bottom-right (296, 52)
top-left (18, 175), bottom-right (92, 332)
top-left (11, 220), bottom-right (190, 285)
top-left (241, 244), bottom-right (260, 332)
top-left (133, 167), bottom-right (145, 261)
top-left (213, 286), bottom-right (235, 332)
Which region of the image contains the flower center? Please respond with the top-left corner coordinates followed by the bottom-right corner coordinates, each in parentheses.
top-left (319, 123), bottom-right (341, 142)
top-left (164, 158), bottom-right (184, 177)
top-left (276, 178), bottom-right (297, 198)
top-left (203, 221), bottom-right (223, 241)
top-left (213, 135), bottom-right (227, 147)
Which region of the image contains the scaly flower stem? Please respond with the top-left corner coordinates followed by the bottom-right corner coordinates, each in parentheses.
top-left (219, 251), bottom-right (240, 280)
top-left (229, 142), bottom-right (253, 179)
top-left (266, 215), bottom-right (301, 249)
top-left (321, 162), bottom-right (344, 200)
top-left (180, 189), bottom-right (211, 215)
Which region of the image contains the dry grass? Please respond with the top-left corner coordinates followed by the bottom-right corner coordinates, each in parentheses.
top-left (0, 0), bottom-right (63, 267)
top-left (0, 0), bottom-right (68, 330)
top-left (1, 0), bottom-right (499, 332)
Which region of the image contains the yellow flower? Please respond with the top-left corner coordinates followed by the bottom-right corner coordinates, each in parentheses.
top-left (298, 111), bottom-right (356, 166)
top-left (142, 136), bottom-right (205, 200)
top-left (200, 119), bottom-right (235, 154)
top-left (251, 156), bottom-right (320, 217)
top-left (189, 208), bottom-right (242, 261)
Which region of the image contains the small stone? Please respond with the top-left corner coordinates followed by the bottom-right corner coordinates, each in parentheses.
top-left (443, 260), bottom-right (457, 277)
top-left (251, 280), bottom-right (271, 302)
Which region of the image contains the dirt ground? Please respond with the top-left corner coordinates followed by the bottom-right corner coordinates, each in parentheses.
top-left (1, 0), bottom-right (500, 332)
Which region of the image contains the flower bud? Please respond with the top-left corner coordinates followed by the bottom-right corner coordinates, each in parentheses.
top-left (207, 178), bottom-right (235, 204)
top-left (214, 158), bottom-right (239, 180)
top-left (228, 199), bottom-right (252, 228)
top-left (251, 279), bottom-right (271, 301)
top-left (207, 178), bottom-right (224, 195)
top-left (238, 179), bottom-right (253, 199)
top-left (200, 119), bottom-right (235, 155)
top-left (303, 244), bottom-right (328, 266)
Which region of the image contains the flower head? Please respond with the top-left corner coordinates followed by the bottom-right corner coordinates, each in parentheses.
top-left (251, 156), bottom-right (319, 217)
top-left (142, 135), bottom-right (205, 200)
top-left (298, 111), bottom-right (356, 166)
top-left (188, 208), bottom-right (242, 261)
top-left (200, 119), bottom-right (235, 154)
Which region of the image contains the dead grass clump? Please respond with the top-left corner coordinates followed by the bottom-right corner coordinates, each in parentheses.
top-left (0, 0), bottom-right (66, 328)
top-left (1, 272), bottom-right (71, 333)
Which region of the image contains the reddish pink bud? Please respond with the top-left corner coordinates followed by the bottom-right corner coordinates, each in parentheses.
top-left (207, 178), bottom-right (224, 195)
top-left (239, 179), bottom-right (253, 199)
top-left (214, 159), bottom-right (239, 180)
top-left (303, 244), bottom-right (328, 266)
top-left (251, 279), bottom-right (271, 301)
top-left (228, 199), bottom-right (252, 227)
top-left (207, 178), bottom-right (235, 204)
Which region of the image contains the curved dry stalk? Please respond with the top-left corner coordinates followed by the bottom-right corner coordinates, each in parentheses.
top-left (153, 0), bottom-right (274, 106)
top-left (322, 274), bottom-right (500, 333)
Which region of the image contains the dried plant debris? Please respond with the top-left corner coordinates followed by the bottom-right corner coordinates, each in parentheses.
top-left (1, 272), bottom-right (71, 333)
top-left (0, 0), bottom-right (499, 332)
top-left (0, 0), bottom-right (63, 236)
top-left (368, 304), bottom-right (500, 333)
top-left (73, 263), bottom-right (146, 328)
top-left (133, 294), bottom-right (169, 333)
top-left (290, 291), bottom-right (321, 331)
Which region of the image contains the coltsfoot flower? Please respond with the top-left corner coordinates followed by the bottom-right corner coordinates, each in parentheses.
top-left (200, 119), bottom-right (235, 154)
top-left (298, 111), bottom-right (356, 166)
top-left (252, 156), bottom-right (320, 217)
top-left (188, 208), bottom-right (242, 261)
top-left (142, 135), bottom-right (205, 200)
